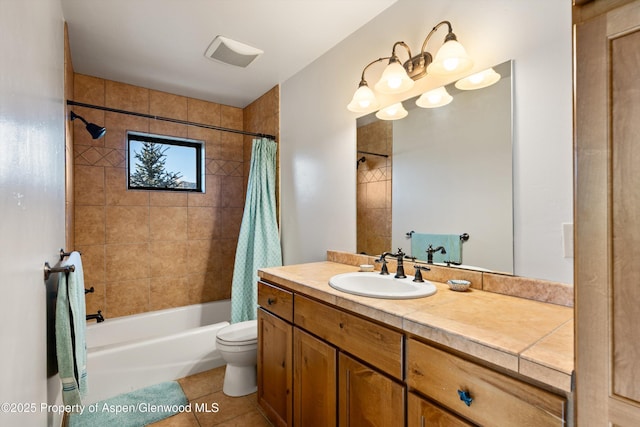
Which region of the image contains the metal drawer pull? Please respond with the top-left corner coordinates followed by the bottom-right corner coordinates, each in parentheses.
top-left (457, 389), bottom-right (473, 407)
top-left (267, 298), bottom-right (276, 305)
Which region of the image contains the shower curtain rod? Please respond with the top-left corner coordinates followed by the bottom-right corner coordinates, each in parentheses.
top-left (66, 100), bottom-right (276, 141)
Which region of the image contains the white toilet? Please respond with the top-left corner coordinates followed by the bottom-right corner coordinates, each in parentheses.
top-left (216, 319), bottom-right (258, 397)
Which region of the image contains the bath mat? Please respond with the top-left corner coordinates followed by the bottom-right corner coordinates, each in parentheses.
top-left (68, 381), bottom-right (188, 427)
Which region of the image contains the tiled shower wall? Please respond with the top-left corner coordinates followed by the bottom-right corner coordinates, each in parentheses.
top-left (71, 73), bottom-right (279, 319)
top-left (356, 120), bottom-right (392, 255)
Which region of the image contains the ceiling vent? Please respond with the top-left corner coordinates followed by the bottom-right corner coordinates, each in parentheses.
top-left (204, 36), bottom-right (263, 68)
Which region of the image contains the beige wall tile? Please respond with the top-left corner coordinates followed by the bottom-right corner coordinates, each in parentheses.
top-left (220, 132), bottom-right (243, 161)
top-left (188, 272), bottom-right (230, 304)
top-left (74, 74), bottom-right (105, 105)
top-left (188, 98), bottom-right (220, 125)
top-left (150, 206), bottom-right (187, 241)
top-left (150, 276), bottom-right (191, 311)
top-left (72, 76), bottom-right (278, 319)
top-left (105, 80), bottom-right (149, 113)
top-left (150, 90), bottom-right (188, 120)
top-left (105, 167), bottom-right (150, 206)
top-left (74, 205), bottom-right (105, 245)
top-left (187, 207), bottom-right (217, 239)
top-left (150, 191), bottom-right (188, 207)
top-left (150, 240), bottom-right (189, 278)
top-left (106, 278), bottom-right (150, 317)
top-left (106, 205), bottom-right (149, 243)
top-left (187, 239), bottom-right (215, 274)
top-left (104, 111), bottom-right (149, 150)
top-left (218, 208), bottom-right (243, 239)
top-left (220, 176), bottom-right (244, 208)
top-left (149, 120), bottom-right (188, 138)
top-left (105, 243), bottom-right (150, 282)
top-left (188, 175), bottom-right (221, 207)
top-left (74, 165), bottom-right (105, 206)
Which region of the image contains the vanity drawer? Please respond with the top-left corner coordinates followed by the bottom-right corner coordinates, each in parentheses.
top-left (294, 295), bottom-right (403, 379)
top-left (258, 281), bottom-right (293, 323)
top-left (406, 339), bottom-right (566, 427)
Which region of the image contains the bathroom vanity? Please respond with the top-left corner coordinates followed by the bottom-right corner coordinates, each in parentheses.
top-left (257, 256), bottom-right (572, 426)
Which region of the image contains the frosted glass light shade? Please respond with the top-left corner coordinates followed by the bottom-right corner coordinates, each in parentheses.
top-left (347, 84), bottom-right (380, 112)
top-left (455, 67), bottom-right (501, 90)
top-left (375, 103), bottom-right (408, 120)
top-left (374, 61), bottom-right (415, 94)
top-left (427, 39), bottom-right (473, 76)
top-left (416, 87), bottom-right (453, 108)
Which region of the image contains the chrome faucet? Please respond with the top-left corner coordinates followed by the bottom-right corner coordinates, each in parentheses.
top-left (379, 248), bottom-right (408, 279)
top-left (425, 244), bottom-right (446, 264)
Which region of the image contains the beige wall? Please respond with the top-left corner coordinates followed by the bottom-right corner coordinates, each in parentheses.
top-left (71, 73), bottom-right (279, 319)
top-left (357, 120), bottom-right (392, 255)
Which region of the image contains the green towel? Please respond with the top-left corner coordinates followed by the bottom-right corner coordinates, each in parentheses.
top-left (231, 138), bottom-right (282, 323)
top-left (55, 251), bottom-right (88, 405)
top-left (411, 233), bottom-right (462, 264)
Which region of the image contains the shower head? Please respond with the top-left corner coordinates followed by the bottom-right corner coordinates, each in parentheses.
top-left (70, 111), bottom-right (106, 140)
top-left (357, 156), bottom-right (366, 169)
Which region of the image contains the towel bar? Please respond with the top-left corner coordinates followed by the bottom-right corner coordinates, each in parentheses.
top-left (59, 248), bottom-right (82, 261)
top-left (406, 231), bottom-right (470, 241)
top-left (44, 262), bottom-right (75, 281)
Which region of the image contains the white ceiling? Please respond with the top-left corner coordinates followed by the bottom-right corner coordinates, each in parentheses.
top-left (61, 0), bottom-right (397, 108)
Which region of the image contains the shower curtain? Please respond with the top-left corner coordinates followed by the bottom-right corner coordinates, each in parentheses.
top-left (230, 137), bottom-right (282, 323)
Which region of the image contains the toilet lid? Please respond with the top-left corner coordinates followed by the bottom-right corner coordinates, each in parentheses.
top-left (217, 319), bottom-right (257, 343)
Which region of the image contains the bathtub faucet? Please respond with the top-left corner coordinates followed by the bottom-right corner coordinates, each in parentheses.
top-left (86, 310), bottom-right (105, 323)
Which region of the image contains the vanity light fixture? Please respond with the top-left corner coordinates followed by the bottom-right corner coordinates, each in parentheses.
top-left (415, 86), bottom-right (453, 108)
top-left (455, 67), bottom-right (501, 90)
top-left (375, 102), bottom-right (408, 121)
top-left (347, 20), bottom-right (472, 113)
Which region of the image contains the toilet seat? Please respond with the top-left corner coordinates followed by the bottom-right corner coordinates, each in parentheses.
top-left (216, 320), bottom-right (257, 345)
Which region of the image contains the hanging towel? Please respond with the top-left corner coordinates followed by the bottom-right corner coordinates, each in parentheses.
top-left (411, 233), bottom-right (462, 264)
top-left (231, 138), bottom-right (282, 323)
top-left (55, 251), bottom-right (88, 405)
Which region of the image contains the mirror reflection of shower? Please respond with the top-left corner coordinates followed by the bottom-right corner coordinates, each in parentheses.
top-left (355, 124), bottom-right (392, 256)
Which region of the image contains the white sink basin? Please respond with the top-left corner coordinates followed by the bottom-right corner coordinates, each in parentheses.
top-left (328, 272), bottom-right (437, 299)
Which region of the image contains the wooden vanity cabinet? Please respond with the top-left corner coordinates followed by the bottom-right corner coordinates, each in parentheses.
top-left (258, 280), bottom-right (405, 427)
top-left (406, 338), bottom-right (566, 427)
top-left (258, 278), bottom-right (566, 427)
top-left (407, 392), bottom-right (473, 427)
top-left (339, 353), bottom-right (405, 427)
top-left (293, 328), bottom-right (337, 426)
top-left (257, 282), bottom-right (294, 427)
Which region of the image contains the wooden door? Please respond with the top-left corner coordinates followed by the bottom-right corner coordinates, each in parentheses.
top-left (575, 0), bottom-right (640, 424)
top-left (257, 308), bottom-right (293, 427)
top-left (293, 328), bottom-right (338, 426)
top-left (338, 353), bottom-right (404, 427)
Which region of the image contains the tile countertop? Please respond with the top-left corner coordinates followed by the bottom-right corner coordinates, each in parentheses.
top-left (258, 261), bottom-right (574, 394)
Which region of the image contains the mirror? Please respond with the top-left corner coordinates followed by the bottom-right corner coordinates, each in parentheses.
top-left (356, 60), bottom-right (513, 274)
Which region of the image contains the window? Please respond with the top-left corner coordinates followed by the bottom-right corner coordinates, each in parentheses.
top-left (127, 131), bottom-right (204, 192)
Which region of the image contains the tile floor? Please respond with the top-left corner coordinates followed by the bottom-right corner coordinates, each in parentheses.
top-left (148, 366), bottom-right (273, 427)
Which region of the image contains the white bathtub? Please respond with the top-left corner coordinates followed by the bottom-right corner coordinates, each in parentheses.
top-left (84, 300), bottom-right (231, 404)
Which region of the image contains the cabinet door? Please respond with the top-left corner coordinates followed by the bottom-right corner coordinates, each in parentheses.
top-left (407, 392), bottom-right (473, 427)
top-left (338, 353), bottom-right (404, 427)
top-left (294, 328), bottom-right (337, 427)
top-left (257, 308), bottom-right (292, 427)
